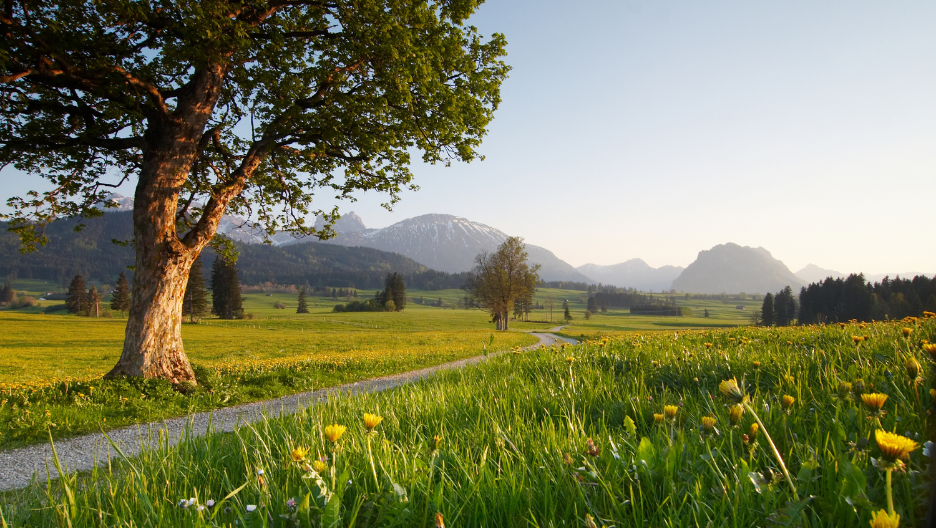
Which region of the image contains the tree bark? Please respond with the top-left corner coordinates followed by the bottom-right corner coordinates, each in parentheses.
top-left (104, 66), bottom-right (230, 384)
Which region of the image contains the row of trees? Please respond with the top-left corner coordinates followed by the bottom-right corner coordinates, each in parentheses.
top-left (798, 274), bottom-right (936, 324)
top-left (64, 273), bottom-right (131, 317)
top-left (332, 272), bottom-right (407, 313)
top-left (760, 286), bottom-right (797, 326)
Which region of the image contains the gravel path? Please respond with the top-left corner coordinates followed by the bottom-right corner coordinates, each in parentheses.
top-left (0, 332), bottom-right (577, 492)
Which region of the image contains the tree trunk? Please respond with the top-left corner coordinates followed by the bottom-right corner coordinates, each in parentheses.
top-left (502, 310), bottom-right (509, 331)
top-left (107, 244), bottom-right (198, 383)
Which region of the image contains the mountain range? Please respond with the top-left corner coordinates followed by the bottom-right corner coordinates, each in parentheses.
top-left (6, 195), bottom-right (929, 293)
top-left (576, 260), bottom-right (684, 292)
top-left (311, 212), bottom-right (591, 282)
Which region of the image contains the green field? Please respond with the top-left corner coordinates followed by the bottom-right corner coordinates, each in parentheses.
top-left (0, 283), bottom-right (775, 450)
top-left (3, 317), bottom-right (932, 526)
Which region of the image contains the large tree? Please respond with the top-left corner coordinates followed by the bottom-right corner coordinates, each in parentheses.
top-left (0, 0), bottom-right (508, 382)
top-left (464, 237), bottom-right (540, 331)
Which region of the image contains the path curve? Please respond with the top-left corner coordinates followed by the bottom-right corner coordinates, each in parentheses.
top-left (0, 332), bottom-right (576, 491)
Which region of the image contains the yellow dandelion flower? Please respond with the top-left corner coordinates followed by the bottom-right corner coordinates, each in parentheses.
top-left (364, 413), bottom-right (383, 432)
top-left (429, 434), bottom-right (443, 452)
top-left (312, 459), bottom-right (328, 473)
top-left (704, 343), bottom-right (713, 348)
top-left (782, 395), bottom-right (795, 409)
top-left (718, 378), bottom-right (746, 403)
top-left (701, 416), bottom-right (716, 430)
top-left (861, 393), bottom-right (888, 410)
top-left (924, 343), bottom-right (936, 359)
top-left (653, 413), bottom-right (664, 423)
top-left (664, 405), bottom-right (678, 419)
top-left (435, 512), bottom-right (446, 528)
top-left (869, 509), bottom-right (900, 528)
top-left (874, 430), bottom-right (918, 462)
top-left (748, 423), bottom-right (759, 442)
top-left (852, 335), bottom-right (864, 344)
top-left (566, 356), bottom-right (575, 363)
top-left (837, 381), bottom-right (853, 399)
top-left (728, 404), bottom-right (744, 426)
top-left (901, 327), bottom-right (913, 337)
top-left (752, 361), bottom-right (762, 370)
top-left (905, 356), bottom-right (921, 380)
top-left (290, 446), bottom-right (309, 463)
top-left (323, 424), bottom-right (347, 443)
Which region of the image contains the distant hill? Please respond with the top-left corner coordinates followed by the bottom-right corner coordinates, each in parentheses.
top-left (314, 212), bottom-right (592, 283)
top-left (576, 259), bottom-right (684, 292)
top-left (795, 264), bottom-right (845, 284)
top-left (0, 212), bottom-right (466, 290)
top-left (672, 243), bottom-right (805, 294)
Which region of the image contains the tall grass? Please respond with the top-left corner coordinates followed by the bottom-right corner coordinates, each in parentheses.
top-left (3, 317), bottom-right (933, 526)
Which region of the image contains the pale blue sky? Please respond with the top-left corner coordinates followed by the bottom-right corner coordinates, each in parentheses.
top-left (4, 1), bottom-right (935, 275)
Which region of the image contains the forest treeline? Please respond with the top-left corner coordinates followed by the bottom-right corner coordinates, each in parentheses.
top-left (798, 273), bottom-right (936, 324)
top-left (0, 212), bottom-right (467, 290)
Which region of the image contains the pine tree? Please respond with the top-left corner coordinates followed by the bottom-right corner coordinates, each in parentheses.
top-left (211, 258), bottom-right (243, 319)
top-left (87, 285), bottom-right (102, 317)
top-left (296, 286), bottom-right (310, 314)
top-left (761, 292), bottom-right (774, 326)
top-left (111, 272), bottom-right (131, 318)
top-left (563, 300), bottom-right (573, 324)
top-left (66, 275), bottom-right (87, 315)
top-left (183, 258), bottom-right (209, 323)
top-left (380, 272), bottom-right (406, 312)
top-left (773, 286), bottom-right (796, 326)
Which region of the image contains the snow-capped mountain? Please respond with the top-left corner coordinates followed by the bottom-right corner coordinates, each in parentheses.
top-left (99, 196), bottom-right (589, 281)
top-left (316, 213), bottom-right (591, 282)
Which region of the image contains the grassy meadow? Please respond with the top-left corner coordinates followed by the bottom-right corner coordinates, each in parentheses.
top-left (0, 291), bottom-right (540, 449)
top-left (2, 317), bottom-right (933, 526)
top-left (0, 282), bottom-right (782, 451)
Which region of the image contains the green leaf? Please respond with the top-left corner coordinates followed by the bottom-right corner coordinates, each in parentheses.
top-left (636, 437), bottom-right (656, 466)
top-left (623, 416), bottom-right (637, 438)
top-left (322, 494), bottom-right (341, 528)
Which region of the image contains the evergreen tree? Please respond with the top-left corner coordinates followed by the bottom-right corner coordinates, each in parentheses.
top-left (182, 259), bottom-right (209, 323)
top-left (563, 300), bottom-right (573, 324)
top-left (376, 272), bottom-right (407, 311)
top-left (296, 286), bottom-right (310, 314)
top-left (761, 292), bottom-right (774, 326)
top-left (774, 286), bottom-right (796, 326)
top-left (87, 285), bottom-right (102, 317)
top-left (587, 296), bottom-right (598, 313)
top-left (211, 258), bottom-right (243, 319)
top-left (111, 272), bottom-right (131, 318)
top-left (66, 275), bottom-right (87, 315)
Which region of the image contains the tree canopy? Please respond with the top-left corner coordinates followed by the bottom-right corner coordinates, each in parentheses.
top-left (0, 0), bottom-right (508, 382)
top-left (1, 0), bottom-right (509, 246)
top-left (464, 237), bottom-right (539, 331)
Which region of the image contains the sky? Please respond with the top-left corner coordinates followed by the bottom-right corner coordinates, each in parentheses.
top-left (3, 1), bottom-right (935, 276)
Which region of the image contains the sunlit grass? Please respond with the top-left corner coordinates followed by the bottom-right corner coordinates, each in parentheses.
top-left (3, 317), bottom-right (933, 526)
